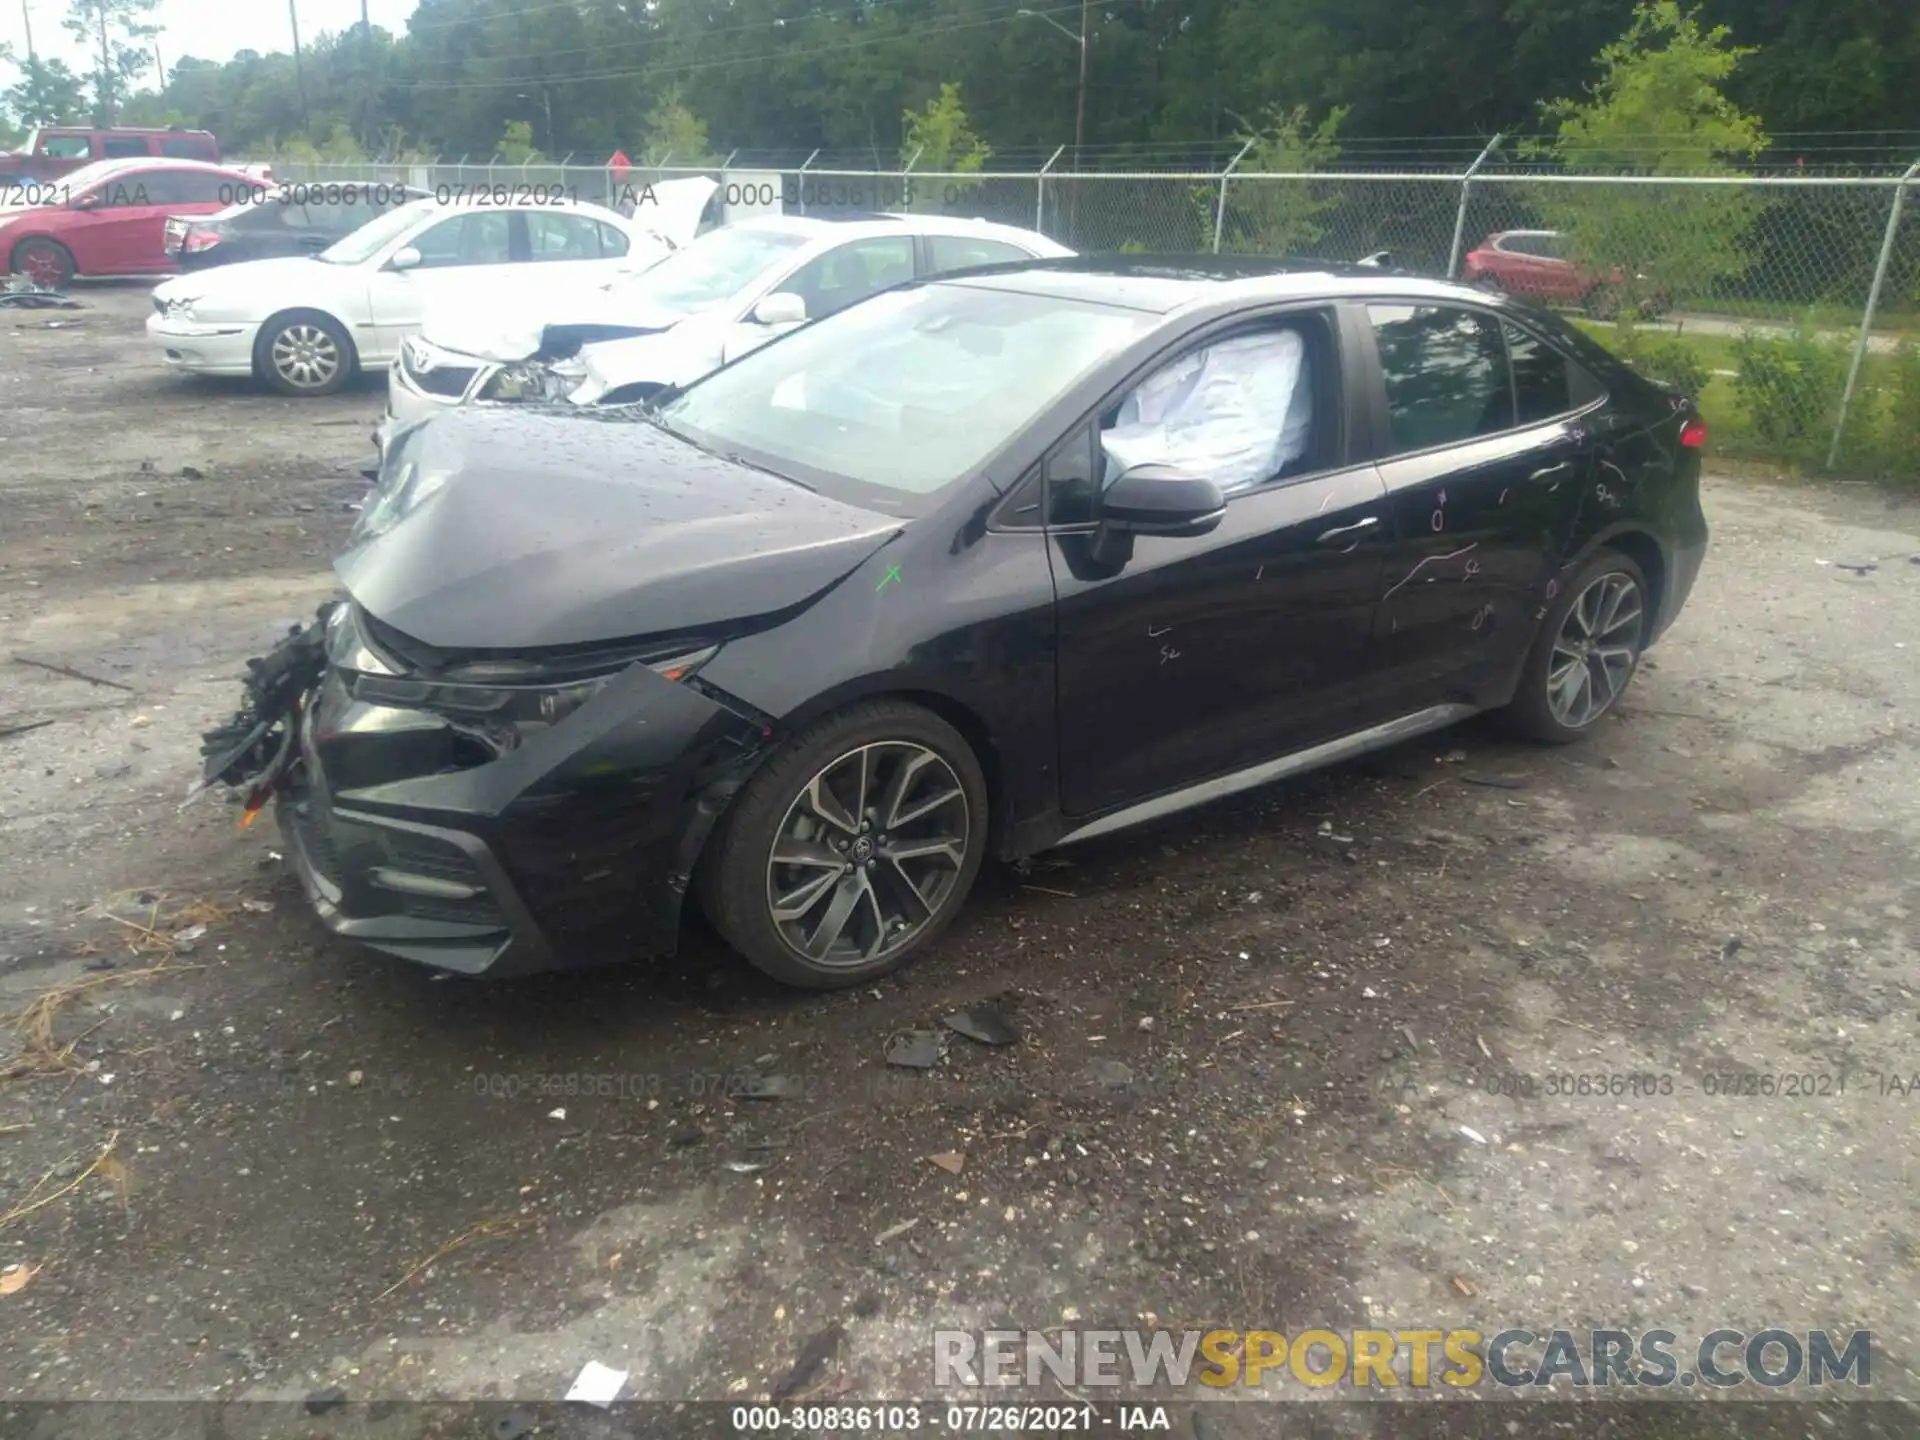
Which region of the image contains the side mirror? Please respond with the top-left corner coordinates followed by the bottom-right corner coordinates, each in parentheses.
top-left (73, 191), bottom-right (100, 211)
top-left (1089, 464), bottom-right (1226, 567)
top-left (388, 245), bottom-right (422, 272)
top-left (751, 292), bottom-right (807, 327)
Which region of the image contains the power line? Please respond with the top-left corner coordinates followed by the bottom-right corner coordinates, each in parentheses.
top-left (392, 0), bottom-right (1053, 71)
top-left (390, 0), bottom-right (1103, 90)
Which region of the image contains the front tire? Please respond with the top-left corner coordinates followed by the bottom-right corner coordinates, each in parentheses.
top-left (1499, 549), bottom-right (1650, 744)
top-left (253, 309), bottom-right (356, 396)
top-left (11, 237), bottom-right (75, 289)
top-left (696, 701), bottom-right (989, 988)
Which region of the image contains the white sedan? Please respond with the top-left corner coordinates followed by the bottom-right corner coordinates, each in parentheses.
top-left (381, 213), bottom-right (1073, 441)
top-left (146, 180), bottom-right (716, 396)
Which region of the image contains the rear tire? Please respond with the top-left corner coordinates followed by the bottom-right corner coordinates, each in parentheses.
top-left (11, 237), bottom-right (75, 289)
top-left (1498, 549), bottom-right (1651, 744)
top-left (696, 701), bottom-right (989, 989)
top-left (253, 309), bottom-right (356, 397)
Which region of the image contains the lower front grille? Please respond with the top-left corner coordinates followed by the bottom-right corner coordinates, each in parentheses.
top-left (402, 350), bottom-right (479, 399)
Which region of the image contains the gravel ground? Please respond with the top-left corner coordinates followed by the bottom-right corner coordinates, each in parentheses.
top-left (2, 285), bottom-right (1919, 1439)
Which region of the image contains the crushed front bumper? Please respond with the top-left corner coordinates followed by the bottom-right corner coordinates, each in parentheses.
top-left (263, 657), bottom-right (769, 977)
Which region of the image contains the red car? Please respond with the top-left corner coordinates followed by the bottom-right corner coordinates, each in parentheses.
top-left (1463, 229), bottom-right (1669, 319)
top-left (0, 157), bottom-right (262, 288)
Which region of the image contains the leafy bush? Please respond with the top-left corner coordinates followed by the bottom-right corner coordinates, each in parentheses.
top-left (1729, 326), bottom-right (1848, 454)
top-left (1608, 320), bottom-right (1710, 397)
top-left (1864, 341), bottom-right (1920, 488)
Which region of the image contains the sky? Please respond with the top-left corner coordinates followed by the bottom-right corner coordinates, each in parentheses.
top-left (4, 0), bottom-right (420, 82)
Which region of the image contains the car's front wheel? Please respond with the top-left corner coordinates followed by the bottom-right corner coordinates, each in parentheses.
top-left (697, 701), bottom-right (989, 988)
top-left (254, 309), bottom-right (356, 396)
top-left (1500, 549), bottom-right (1650, 743)
top-left (11, 237), bottom-right (75, 289)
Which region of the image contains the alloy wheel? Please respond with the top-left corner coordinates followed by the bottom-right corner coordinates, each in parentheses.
top-left (17, 242), bottom-right (70, 288)
top-left (270, 323), bottom-right (342, 391)
top-left (1547, 571), bottom-right (1643, 729)
top-left (765, 741), bottom-right (971, 969)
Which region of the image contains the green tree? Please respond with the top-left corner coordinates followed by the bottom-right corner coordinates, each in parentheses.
top-left (901, 81), bottom-right (989, 173)
top-left (1530, 1), bottom-right (1768, 312)
top-left (639, 95), bottom-right (710, 167)
top-left (3, 51), bottom-right (91, 127)
top-left (497, 118), bottom-right (541, 163)
top-left (64, 0), bottom-right (159, 125)
top-left (1213, 103), bottom-right (1347, 255)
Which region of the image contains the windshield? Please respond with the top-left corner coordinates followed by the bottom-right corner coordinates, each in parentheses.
top-left (318, 200), bottom-right (433, 265)
top-left (615, 224), bottom-right (809, 315)
top-left (657, 281), bottom-right (1155, 497)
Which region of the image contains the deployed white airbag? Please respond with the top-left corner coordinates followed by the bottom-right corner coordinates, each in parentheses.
top-left (1100, 329), bottom-right (1313, 494)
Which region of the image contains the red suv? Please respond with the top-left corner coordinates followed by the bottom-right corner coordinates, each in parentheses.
top-left (1463, 229), bottom-right (1670, 319)
top-left (0, 126), bottom-right (220, 184)
top-left (0, 158), bottom-right (261, 287)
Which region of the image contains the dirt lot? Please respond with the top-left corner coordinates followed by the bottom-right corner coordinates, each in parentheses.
top-left (3, 285), bottom-right (1919, 1438)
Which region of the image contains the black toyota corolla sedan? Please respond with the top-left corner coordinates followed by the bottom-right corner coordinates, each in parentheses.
top-left (199, 256), bottom-right (1707, 988)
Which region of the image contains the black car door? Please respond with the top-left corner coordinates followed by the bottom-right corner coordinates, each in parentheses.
top-left (1353, 301), bottom-right (1597, 715)
top-left (1048, 308), bottom-right (1394, 818)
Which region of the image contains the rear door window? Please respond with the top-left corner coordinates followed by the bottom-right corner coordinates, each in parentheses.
top-left (927, 235), bottom-right (1034, 273)
top-left (1367, 303), bottom-right (1514, 453)
top-left (102, 137), bottom-right (152, 158)
top-left (1505, 323), bottom-right (1605, 424)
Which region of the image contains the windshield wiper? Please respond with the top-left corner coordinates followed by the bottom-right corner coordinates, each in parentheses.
top-left (720, 449), bottom-right (816, 491)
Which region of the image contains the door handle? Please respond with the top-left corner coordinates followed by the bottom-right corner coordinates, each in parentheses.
top-left (1316, 515), bottom-right (1380, 546)
top-left (1529, 461), bottom-right (1574, 482)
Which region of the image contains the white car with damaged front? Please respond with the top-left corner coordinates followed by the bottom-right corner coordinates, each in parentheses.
top-left (382, 212), bottom-right (1073, 439)
top-left (147, 180), bottom-right (714, 397)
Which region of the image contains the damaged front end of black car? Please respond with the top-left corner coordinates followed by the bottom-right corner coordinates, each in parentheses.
top-left (195, 409), bottom-right (900, 976)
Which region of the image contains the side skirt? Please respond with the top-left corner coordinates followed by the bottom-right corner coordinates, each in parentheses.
top-left (1052, 703), bottom-right (1479, 849)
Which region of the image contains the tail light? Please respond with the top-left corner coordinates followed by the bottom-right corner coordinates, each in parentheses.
top-left (1678, 419), bottom-right (1708, 449)
top-left (184, 231), bottom-right (223, 253)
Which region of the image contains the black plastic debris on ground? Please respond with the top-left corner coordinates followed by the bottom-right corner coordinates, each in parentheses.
top-left (305, 1387), bottom-right (348, 1415)
top-left (885, 1030), bottom-right (945, 1069)
top-left (1461, 773), bottom-right (1526, 790)
top-left (943, 1003), bottom-right (1019, 1046)
top-left (1834, 562), bottom-right (1878, 575)
top-left (770, 1322), bottom-right (844, 1401)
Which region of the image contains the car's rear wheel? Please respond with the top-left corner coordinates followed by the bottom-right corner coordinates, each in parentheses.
top-left (254, 309), bottom-right (356, 396)
top-left (696, 701), bottom-right (989, 989)
top-left (11, 237), bottom-right (75, 289)
top-left (1500, 549), bottom-right (1650, 744)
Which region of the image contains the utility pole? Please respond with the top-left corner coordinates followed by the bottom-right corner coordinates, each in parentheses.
top-left (20, 0), bottom-right (34, 62)
top-left (289, 0), bottom-right (310, 129)
top-left (1073, 0), bottom-right (1088, 169)
top-left (360, 0), bottom-right (372, 148)
top-left (152, 39), bottom-right (164, 89)
top-left (96, 1), bottom-right (112, 124)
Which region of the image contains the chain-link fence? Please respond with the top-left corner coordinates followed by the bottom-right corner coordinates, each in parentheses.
top-left (260, 155), bottom-right (1920, 479)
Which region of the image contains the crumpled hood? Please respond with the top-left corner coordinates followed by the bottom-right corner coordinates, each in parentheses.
top-left (418, 285), bottom-right (688, 364)
top-left (637, 175), bottom-right (719, 248)
top-left (336, 407), bottom-right (903, 651)
top-left (570, 321), bottom-right (728, 402)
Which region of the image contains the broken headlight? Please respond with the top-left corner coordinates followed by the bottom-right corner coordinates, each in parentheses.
top-left (351, 644), bottom-right (720, 745)
top-left (483, 360), bottom-right (583, 404)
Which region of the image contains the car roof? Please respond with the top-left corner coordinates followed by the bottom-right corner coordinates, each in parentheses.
top-left (733, 212), bottom-right (1059, 248)
top-left (82, 156), bottom-right (250, 176)
top-left (928, 253), bottom-right (1516, 315)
